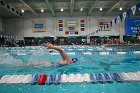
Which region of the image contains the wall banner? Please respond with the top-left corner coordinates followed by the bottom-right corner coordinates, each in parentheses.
top-left (65, 19), bottom-right (78, 35)
top-left (125, 18), bottom-right (140, 35)
top-left (32, 20), bottom-right (46, 32)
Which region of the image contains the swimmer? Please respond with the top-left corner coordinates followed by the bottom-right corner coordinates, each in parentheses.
top-left (22, 43), bottom-right (78, 67)
top-left (44, 43), bottom-right (78, 66)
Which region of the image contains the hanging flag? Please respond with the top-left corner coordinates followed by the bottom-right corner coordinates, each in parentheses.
top-left (123, 12), bottom-right (127, 20)
top-left (117, 16), bottom-right (120, 23)
top-left (100, 26), bottom-right (103, 31)
top-left (70, 31), bottom-right (75, 35)
top-left (120, 14), bottom-right (123, 22)
top-left (97, 30), bottom-right (98, 32)
top-left (112, 19), bottom-right (115, 26)
top-left (75, 32), bottom-right (78, 34)
top-left (114, 18), bottom-right (117, 24)
top-left (96, 30), bottom-right (98, 33)
top-left (104, 25), bottom-right (106, 30)
top-left (59, 24), bottom-right (63, 27)
top-left (110, 21), bottom-right (112, 27)
top-left (65, 31), bottom-right (69, 35)
top-left (131, 5), bottom-right (136, 15)
top-left (102, 26), bottom-right (104, 31)
top-left (127, 10), bottom-right (131, 18)
top-left (136, 3), bottom-right (140, 11)
top-left (59, 28), bottom-right (63, 31)
top-left (107, 23), bottom-right (109, 28)
top-left (59, 20), bottom-right (63, 23)
top-left (104, 24), bottom-right (107, 29)
top-left (80, 20), bottom-right (85, 23)
top-left (6, 36), bottom-right (8, 38)
top-left (80, 24), bottom-right (85, 27)
top-left (81, 28), bottom-right (85, 31)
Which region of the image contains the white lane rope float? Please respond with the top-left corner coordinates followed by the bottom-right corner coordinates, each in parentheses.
top-left (0, 72), bottom-right (140, 85)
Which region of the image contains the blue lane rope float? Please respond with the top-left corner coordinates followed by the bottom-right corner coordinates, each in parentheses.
top-left (31, 74), bottom-right (39, 85)
top-left (0, 72), bottom-right (140, 85)
top-left (112, 73), bottom-right (123, 82)
top-left (0, 75), bottom-right (3, 79)
top-left (49, 74), bottom-right (53, 84)
top-left (90, 74), bottom-right (97, 83)
top-left (46, 75), bottom-right (50, 85)
top-left (53, 74), bottom-right (61, 84)
top-left (103, 73), bottom-right (113, 83)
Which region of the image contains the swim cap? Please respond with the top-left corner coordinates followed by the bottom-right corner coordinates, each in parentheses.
top-left (71, 58), bottom-right (78, 63)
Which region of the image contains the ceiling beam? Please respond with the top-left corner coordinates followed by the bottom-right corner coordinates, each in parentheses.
top-left (105, 0), bottom-right (124, 15)
top-left (44, 0), bottom-right (55, 17)
top-left (87, 0), bottom-right (98, 16)
top-left (70, 0), bottom-right (74, 16)
top-left (19, 0), bottom-right (37, 15)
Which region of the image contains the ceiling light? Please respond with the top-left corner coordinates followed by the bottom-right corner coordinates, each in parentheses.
top-left (21, 10), bottom-right (24, 13)
top-left (119, 7), bottom-right (122, 11)
top-left (61, 8), bottom-right (63, 12)
top-left (100, 8), bottom-right (102, 11)
top-left (80, 8), bottom-right (83, 11)
top-left (41, 9), bottom-right (44, 12)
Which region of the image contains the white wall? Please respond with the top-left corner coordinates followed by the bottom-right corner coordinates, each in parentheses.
top-left (3, 17), bottom-right (55, 37)
top-left (0, 17), bottom-right (2, 32)
top-left (3, 16), bottom-right (125, 37)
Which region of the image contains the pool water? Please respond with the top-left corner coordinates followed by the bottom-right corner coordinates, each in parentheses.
top-left (0, 46), bottom-right (140, 93)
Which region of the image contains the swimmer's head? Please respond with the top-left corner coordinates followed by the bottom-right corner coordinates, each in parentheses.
top-left (71, 58), bottom-right (78, 63)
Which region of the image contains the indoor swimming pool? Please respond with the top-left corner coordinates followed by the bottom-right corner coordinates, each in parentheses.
top-left (0, 45), bottom-right (140, 93)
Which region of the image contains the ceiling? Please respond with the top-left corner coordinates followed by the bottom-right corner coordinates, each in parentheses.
top-left (1, 0), bottom-right (140, 17)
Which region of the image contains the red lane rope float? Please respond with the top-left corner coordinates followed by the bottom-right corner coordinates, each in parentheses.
top-left (38, 74), bottom-right (47, 85)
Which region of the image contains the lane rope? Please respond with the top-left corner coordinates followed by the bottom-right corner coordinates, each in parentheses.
top-left (1, 72), bottom-right (140, 85)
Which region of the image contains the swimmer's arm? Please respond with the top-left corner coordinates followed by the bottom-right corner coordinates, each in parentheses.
top-left (44, 43), bottom-right (69, 61)
top-left (52, 46), bottom-right (69, 60)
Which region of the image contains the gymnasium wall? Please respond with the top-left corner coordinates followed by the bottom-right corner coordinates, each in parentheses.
top-left (2, 16), bottom-right (124, 37)
top-left (3, 17), bottom-right (55, 37)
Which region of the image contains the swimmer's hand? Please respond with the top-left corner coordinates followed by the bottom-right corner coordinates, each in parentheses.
top-left (43, 43), bottom-right (55, 49)
top-left (40, 44), bottom-right (45, 46)
top-left (49, 50), bottom-right (53, 53)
